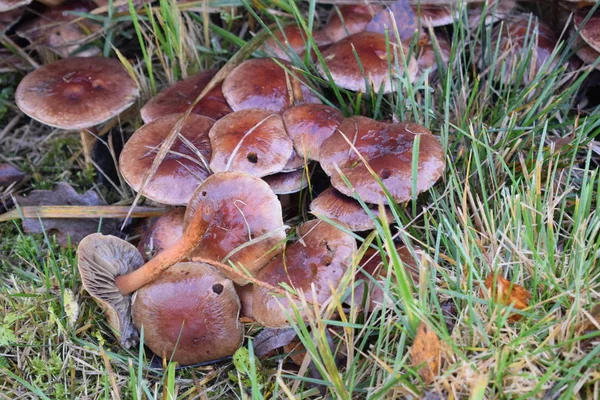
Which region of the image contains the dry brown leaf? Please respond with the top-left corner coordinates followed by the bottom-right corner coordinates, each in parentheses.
top-left (410, 322), bottom-right (441, 384)
top-left (14, 182), bottom-right (120, 247)
top-left (283, 339), bottom-right (308, 366)
top-left (482, 273), bottom-right (531, 322)
top-left (0, 164), bottom-right (26, 187)
top-left (253, 328), bottom-right (297, 359)
top-left (575, 304), bottom-right (600, 335)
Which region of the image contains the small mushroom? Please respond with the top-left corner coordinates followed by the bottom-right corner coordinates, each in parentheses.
top-left (132, 262), bottom-right (243, 365)
top-left (415, 33), bottom-right (452, 80)
top-left (310, 187), bottom-right (394, 232)
top-left (321, 4), bottom-right (383, 43)
top-left (572, 31), bottom-right (600, 70)
top-left (15, 57), bottom-right (139, 164)
top-left (317, 31), bottom-right (418, 94)
top-left (320, 117), bottom-right (445, 205)
top-left (263, 168), bottom-right (309, 195)
top-left (282, 104), bottom-right (344, 162)
top-left (138, 208), bottom-right (186, 260)
top-left (351, 246), bottom-right (421, 311)
top-left (140, 69), bottom-right (232, 123)
top-left (253, 219), bottom-right (357, 328)
top-left (208, 109), bottom-right (293, 177)
top-left (574, 6), bottom-right (600, 53)
top-left (119, 113), bottom-right (214, 206)
top-left (222, 58), bottom-right (321, 113)
top-left (77, 233), bottom-right (145, 348)
top-left (185, 171), bottom-right (287, 284)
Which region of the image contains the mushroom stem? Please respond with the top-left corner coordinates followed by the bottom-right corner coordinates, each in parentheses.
top-left (80, 129), bottom-right (96, 165)
top-left (114, 210), bottom-right (208, 295)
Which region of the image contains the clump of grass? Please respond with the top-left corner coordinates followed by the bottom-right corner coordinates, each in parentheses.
top-left (1, 0), bottom-right (600, 398)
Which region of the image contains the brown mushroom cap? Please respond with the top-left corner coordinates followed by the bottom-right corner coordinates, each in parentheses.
top-left (119, 114), bottom-right (214, 206)
top-left (235, 283), bottom-right (254, 320)
top-left (416, 33), bottom-right (451, 79)
top-left (352, 246), bottom-right (421, 311)
top-left (575, 7), bottom-right (600, 53)
top-left (131, 262), bottom-right (243, 365)
top-left (222, 58), bottom-right (321, 113)
top-left (261, 25), bottom-right (311, 61)
top-left (140, 69), bottom-right (232, 123)
top-left (16, 0), bottom-right (101, 58)
top-left (263, 168), bottom-right (309, 195)
top-left (316, 31), bottom-right (418, 94)
top-left (185, 171), bottom-right (287, 284)
top-left (138, 208), bottom-right (186, 260)
top-left (15, 57), bottom-right (139, 130)
top-left (282, 104), bottom-right (344, 162)
top-left (412, 5), bottom-right (456, 27)
top-left (572, 31), bottom-right (600, 69)
top-left (322, 4), bottom-right (383, 43)
top-left (320, 116), bottom-right (445, 204)
top-left (253, 219), bottom-right (357, 328)
top-left (77, 233), bottom-right (144, 348)
top-left (0, 0), bottom-right (30, 12)
top-left (485, 13), bottom-right (558, 85)
top-left (282, 148), bottom-right (305, 172)
top-left (208, 109), bottom-right (293, 177)
top-left (468, 0), bottom-right (516, 28)
top-left (310, 187), bottom-right (394, 231)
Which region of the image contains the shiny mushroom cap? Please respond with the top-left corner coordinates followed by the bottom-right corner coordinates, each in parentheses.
top-left (185, 171), bottom-right (287, 284)
top-left (575, 7), bottom-right (600, 53)
top-left (468, 0), bottom-right (516, 28)
top-left (320, 116), bottom-right (445, 204)
top-left (282, 104), bottom-right (344, 162)
top-left (222, 58), bottom-right (321, 113)
top-left (119, 114), bottom-right (214, 206)
top-left (261, 25), bottom-right (312, 61)
top-left (15, 57), bottom-right (139, 130)
top-left (208, 109), bottom-right (293, 177)
top-left (322, 4), bottom-right (383, 43)
top-left (253, 219), bottom-right (357, 328)
top-left (412, 5), bottom-right (457, 27)
top-left (572, 31), bottom-right (600, 70)
top-left (138, 208), bottom-right (186, 260)
top-left (77, 233), bottom-right (144, 348)
top-left (131, 262), bottom-right (243, 365)
top-left (352, 246), bottom-right (421, 311)
top-left (317, 32), bottom-right (418, 94)
top-left (415, 33), bottom-right (451, 79)
top-left (310, 187), bottom-right (394, 231)
top-left (140, 69), bottom-right (232, 123)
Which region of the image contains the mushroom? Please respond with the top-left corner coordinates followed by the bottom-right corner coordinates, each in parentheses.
top-left (281, 104), bottom-right (344, 162)
top-left (321, 4), bottom-right (383, 43)
top-left (572, 31), bottom-right (600, 70)
top-left (138, 208), bottom-right (186, 260)
top-left (77, 233), bottom-right (145, 347)
top-left (132, 262), bottom-right (243, 365)
top-left (320, 117), bottom-right (445, 205)
top-left (316, 31), bottom-right (418, 94)
top-left (235, 283), bottom-right (254, 321)
top-left (468, 0), bottom-right (516, 28)
top-left (415, 33), bottom-right (452, 80)
top-left (261, 25), bottom-right (315, 61)
top-left (574, 6), bottom-right (600, 53)
top-left (119, 113), bottom-right (214, 206)
top-left (208, 109), bottom-right (293, 177)
top-left (140, 69), bottom-right (232, 123)
top-left (351, 245), bottom-right (421, 311)
top-left (412, 5), bottom-right (457, 27)
top-left (253, 219), bottom-right (357, 328)
top-left (16, 0), bottom-right (101, 58)
top-left (15, 57), bottom-right (139, 164)
top-left (310, 187), bottom-right (394, 232)
top-left (263, 168), bottom-right (309, 195)
top-left (222, 58), bottom-right (321, 113)
top-left (184, 171), bottom-right (287, 284)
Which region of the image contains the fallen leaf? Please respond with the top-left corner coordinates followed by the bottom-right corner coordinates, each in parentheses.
top-left (0, 164), bottom-right (26, 187)
top-left (14, 182), bottom-right (120, 247)
top-left (283, 338), bottom-right (307, 366)
top-left (575, 304), bottom-right (600, 335)
top-left (365, 0), bottom-right (418, 41)
top-left (482, 273), bottom-right (531, 322)
top-left (410, 322), bottom-right (441, 384)
top-left (252, 328), bottom-right (297, 358)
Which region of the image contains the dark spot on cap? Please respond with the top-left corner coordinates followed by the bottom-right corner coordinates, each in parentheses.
top-left (380, 168), bottom-right (391, 179)
top-left (212, 283), bottom-right (224, 294)
top-left (247, 152), bottom-right (258, 163)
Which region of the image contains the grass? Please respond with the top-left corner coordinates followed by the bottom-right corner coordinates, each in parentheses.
top-left (2, 0), bottom-right (600, 398)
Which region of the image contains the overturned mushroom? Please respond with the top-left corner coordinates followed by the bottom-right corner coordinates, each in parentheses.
top-left (77, 233), bottom-right (144, 348)
top-left (222, 58), bottom-right (321, 113)
top-left (132, 262), bottom-right (243, 365)
top-left (253, 219), bottom-right (357, 328)
top-left (310, 187), bottom-right (394, 232)
top-left (317, 31), bottom-right (418, 94)
top-left (119, 113), bottom-right (214, 206)
top-left (185, 171), bottom-right (287, 284)
top-left (208, 109), bottom-right (293, 177)
top-left (320, 117), bottom-right (445, 204)
top-left (140, 69), bottom-right (232, 123)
